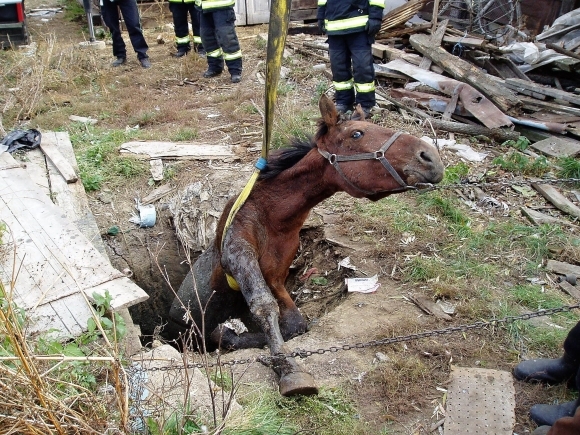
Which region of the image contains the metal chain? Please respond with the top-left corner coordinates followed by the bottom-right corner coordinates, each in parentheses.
top-left (137, 302), bottom-right (580, 372)
top-left (414, 177), bottom-right (580, 193)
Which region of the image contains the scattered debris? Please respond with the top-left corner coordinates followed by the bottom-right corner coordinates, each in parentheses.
top-left (149, 158), bottom-right (164, 181)
top-left (337, 257), bottom-right (357, 271)
top-left (345, 275), bottom-right (380, 294)
top-left (223, 318), bottom-right (249, 335)
top-left (407, 293), bottom-right (453, 321)
top-left (129, 199), bottom-right (157, 228)
top-left (69, 115), bottom-right (98, 124)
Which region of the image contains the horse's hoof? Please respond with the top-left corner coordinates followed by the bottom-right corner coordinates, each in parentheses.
top-left (279, 372), bottom-right (318, 397)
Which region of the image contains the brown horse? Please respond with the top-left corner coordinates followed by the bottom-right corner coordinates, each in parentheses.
top-left (169, 95), bottom-right (445, 396)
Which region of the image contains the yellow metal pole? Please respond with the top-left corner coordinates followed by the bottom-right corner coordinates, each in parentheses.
top-left (262, 0), bottom-right (292, 159)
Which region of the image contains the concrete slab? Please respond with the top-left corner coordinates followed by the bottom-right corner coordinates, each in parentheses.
top-left (444, 366), bottom-right (515, 435)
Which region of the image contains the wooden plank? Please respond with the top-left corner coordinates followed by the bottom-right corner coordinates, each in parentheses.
top-left (142, 184), bottom-right (176, 205)
top-left (39, 133), bottom-right (78, 183)
top-left (378, 89), bottom-right (520, 141)
top-left (120, 142), bottom-right (236, 160)
top-left (418, 19), bottom-right (448, 70)
top-left (23, 149), bottom-right (51, 196)
top-left (290, 0), bottom-right (316, 10)
top-left (546, 260), bottom-right (580, 277)
top-left (88, 278), bottom-right (149, 311)
top-left (547, 42), bottom-right (580, 62)
top-left (519, 95), bottom-right (580, 117)
top-left (26, 303), bottom-right (75, 338)
top-left (44, 132), bottom-right (108, 258)
top-left (558, 280), bottom-right (580, 301)
top-left (410, 34), bottom-right (521, 114)
top-left (520, 206), bottom-right (576, 227)
top-left (385, 59), bottom-right (512, 129)
top-left (532, 183), bottom-right (580, 219)
top-left (289, 9), bottom-right (317, 21)
top-left (389, 88), bottom-right (471, 117)
top-left (0, 153), bottom-right (148, 323)
top-left (441, 35), bottom-right (489, 49)
top-left (530, 136), bottom-right (580, 158)
top-left (505, 78), bottom-right (580, 106)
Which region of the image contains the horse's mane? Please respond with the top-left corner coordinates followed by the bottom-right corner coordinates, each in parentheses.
top-left (258, 137), bottom-right (315, 180)
top-left (258, 120), bottom-right (331, 180)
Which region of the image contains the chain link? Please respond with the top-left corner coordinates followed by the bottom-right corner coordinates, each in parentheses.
top-left (137, 303), bottom-right (580, 372)
top-left (414, 177), bottom-right (580, 193)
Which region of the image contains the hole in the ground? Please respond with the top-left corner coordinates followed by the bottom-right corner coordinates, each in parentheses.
top-left (108, 225), bottom-right (353, 346)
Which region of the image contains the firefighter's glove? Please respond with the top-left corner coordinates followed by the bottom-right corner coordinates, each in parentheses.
top-left (318, 19), bottom-right (326, 34)
top-left (366, 18), bottom-right (381, 36)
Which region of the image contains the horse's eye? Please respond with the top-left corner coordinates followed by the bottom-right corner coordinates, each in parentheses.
top-left (352, 130), bottom-right (363, 139)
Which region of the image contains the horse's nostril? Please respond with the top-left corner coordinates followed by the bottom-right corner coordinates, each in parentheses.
top-left (420, 151), bottom-right (433, 163)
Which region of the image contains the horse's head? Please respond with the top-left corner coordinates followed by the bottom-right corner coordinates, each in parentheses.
top-left (315, 95), bottom-right (444, 200)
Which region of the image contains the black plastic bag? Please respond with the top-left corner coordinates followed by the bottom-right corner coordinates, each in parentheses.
top-left (0, 129), bottom-right (42, 153)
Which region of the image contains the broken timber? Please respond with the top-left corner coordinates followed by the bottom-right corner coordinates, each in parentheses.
top-left (418, 19), bottom-right (448, 71)
top-left (385, 59), bottom-right (513, 129)
top-left (520, 206), bottom-right (576, 228)
top-left (377, 90), bottom-right (520, 142)
top-left (409, 33), bottom-right (521, 114)
top-left (39, 134), bottom-right (78, 183)
top-left (532, 183), bottom-right (580, 219)
top-left (120, 142), bottom-right (236, 160)
top-left (504, 78), bottom-right (580, 106)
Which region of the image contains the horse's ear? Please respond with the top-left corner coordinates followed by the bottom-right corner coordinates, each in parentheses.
top-left (351, 104), bottom-right (365, 121)
top-left (319, 94), bottom-right (338, 127)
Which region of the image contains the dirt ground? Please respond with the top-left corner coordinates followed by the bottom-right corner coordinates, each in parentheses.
top-left (13, 2), bottom-right (580, 433)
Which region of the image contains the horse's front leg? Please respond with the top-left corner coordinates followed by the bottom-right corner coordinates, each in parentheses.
top-left (220, 236), bottom-right (318, 396)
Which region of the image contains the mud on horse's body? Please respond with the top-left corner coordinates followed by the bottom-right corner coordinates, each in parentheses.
top-left (169, 95), bottom-right (445, 396)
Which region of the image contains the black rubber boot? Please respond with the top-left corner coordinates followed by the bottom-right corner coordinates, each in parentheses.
top-left (514, 353), bottom-right (579, 384)
top-left (531, 426), bottom-right (552, 435)
top-left (530, 399), bottom-right (579, 427)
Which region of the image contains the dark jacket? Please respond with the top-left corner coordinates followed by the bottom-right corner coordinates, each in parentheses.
top-left (317, 0), bottom-right (383, 35)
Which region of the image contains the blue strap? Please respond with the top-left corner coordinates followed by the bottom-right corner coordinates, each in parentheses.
top-left (255, 157), bottom-right (267, 170)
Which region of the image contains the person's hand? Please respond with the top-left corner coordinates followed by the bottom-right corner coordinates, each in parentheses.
top-left (318, 19), bottom-right (326, 34)
top-left (366, 18), bottom-right (381, 36)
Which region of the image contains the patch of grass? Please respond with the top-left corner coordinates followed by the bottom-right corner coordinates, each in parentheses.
top-left (69, 124), bottom-right (142, 191)
top-left (270, 105), bottom-right (315, 150)
top-left (557, 157), bottom-right (580, 180)
top-left (492, 150), bottom-right (550, 177)
top-left (312, 81), bottom-right (330, 104)
top-left (129, 111), bottom-right (160, 127)
top-left (501, 136), bottom-right (531, 151)
top-left (171, 128), bottom-right (199, 142)
top-left (112, 156), bottom-right (148, 178)
top-left (59, 0), bottom-right (85, 22)
top-left (403, 255), bottom-right (446, 282)
top-left (277, 81), bottom-right (296, 96)
top-left (509, 284), bottom-right (567, 311)
top-left (274, 387), bottom-right (368, 435)
top-left (442, 162), bottom-right (470, 184)
top-left (254, 36), bottom-right (267, 50)
top-left (418, 193), bottom-right (470, 227)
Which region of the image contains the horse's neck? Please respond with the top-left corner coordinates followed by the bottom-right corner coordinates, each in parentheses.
top-left (253, 151), bottom-right (337, 226)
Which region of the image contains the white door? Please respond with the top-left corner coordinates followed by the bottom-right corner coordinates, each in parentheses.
top-left (245, 0), bottom-right (270, 24)
top-left (234, 0), bottom-right (247, 25)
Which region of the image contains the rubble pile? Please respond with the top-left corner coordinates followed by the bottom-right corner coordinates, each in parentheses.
top-left (292, 3), bottom-right (580, 147)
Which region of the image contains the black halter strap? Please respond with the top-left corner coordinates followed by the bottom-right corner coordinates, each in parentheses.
top-left (317, 131), bottom-right (415, 195)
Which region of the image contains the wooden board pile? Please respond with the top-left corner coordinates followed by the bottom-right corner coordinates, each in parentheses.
top-left (292, 4), bottom-right (580, 152)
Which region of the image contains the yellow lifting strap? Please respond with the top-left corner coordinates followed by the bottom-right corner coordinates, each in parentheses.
top-left (221, 0), bottom-right (292, 290)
